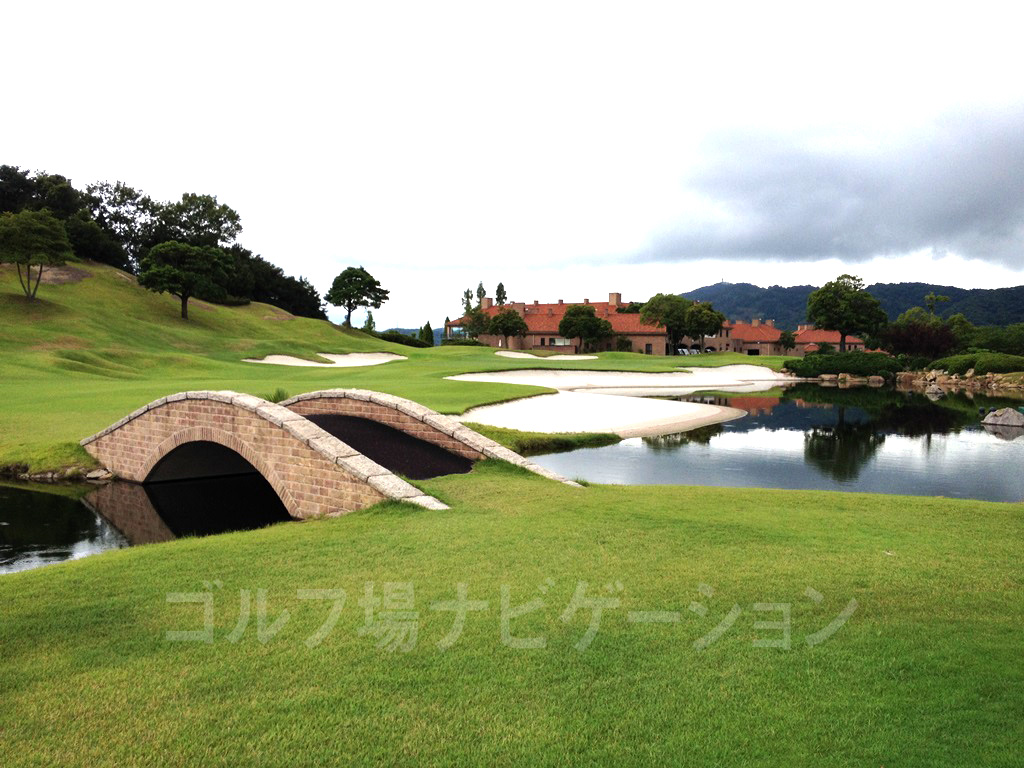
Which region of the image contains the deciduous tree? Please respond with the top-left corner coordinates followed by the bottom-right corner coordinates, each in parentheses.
top-left (779, 329), bottom-right (796, 353)
top-left (806, 275), bottom-right (887, 352)
top-left (640, 293), bottom-right (692, 353)
top-left (488, 309), bottom-right (528, 349)
top-left (558, 304), bottom-right (613, 352)
top-left (0, 209), bottom-right (73, 299)
top-left (325, 266), bottom-right (390, 327)
top-left (686, 302), bottom-right (726, 350)
top-left (138, 240), bottom-right (230, 319)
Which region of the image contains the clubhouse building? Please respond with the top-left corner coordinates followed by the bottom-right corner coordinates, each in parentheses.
top-left (445, 293), bottom-right (864, 356)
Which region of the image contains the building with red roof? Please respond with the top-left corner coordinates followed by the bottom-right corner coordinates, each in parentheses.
top-left (445, 293), bottom-right (671, 354)
top-left (446, 293), bottom-right (863, 357)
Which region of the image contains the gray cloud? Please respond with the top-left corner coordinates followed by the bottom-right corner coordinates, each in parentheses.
top-left (638, 107), bottom-right (1024, 267)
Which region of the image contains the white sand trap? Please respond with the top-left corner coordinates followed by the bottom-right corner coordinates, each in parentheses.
top-left (243, 352), bottom-right (407, 367)
top-left (450, 364), bottom-right (790, 437)
top-left (495, 351), bottom-right (598, 361)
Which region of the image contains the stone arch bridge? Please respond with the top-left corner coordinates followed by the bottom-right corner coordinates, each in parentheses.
top-left (81, 389), bottom-right (575, 519)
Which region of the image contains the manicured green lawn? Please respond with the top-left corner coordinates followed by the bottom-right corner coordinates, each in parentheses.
top-left (0, 263), bottom-right (786, 472)
top-left (1, 462), bottom-right (1021, 766)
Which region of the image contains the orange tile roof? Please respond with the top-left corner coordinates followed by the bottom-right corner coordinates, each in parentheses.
top-left (450, 302), bottom-right (666, 335)
top-left (795, 329), bottom-right (864, 345)
top-left (727, 322), bottom-right (781, 342)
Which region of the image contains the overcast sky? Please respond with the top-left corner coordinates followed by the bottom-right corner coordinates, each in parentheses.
top-left (6, 1), bottom-right (1024, 328)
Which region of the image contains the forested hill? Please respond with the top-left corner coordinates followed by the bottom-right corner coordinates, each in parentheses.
top-left (683, 281), bottom-right (1024, 328)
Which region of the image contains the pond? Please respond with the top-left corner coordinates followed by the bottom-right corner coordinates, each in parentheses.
top-left (1, 473), bottom-right (293, 575)
top-left (530, 385), bottom-right (1024, 502)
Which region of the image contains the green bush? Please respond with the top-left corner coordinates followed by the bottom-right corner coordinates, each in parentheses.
top-left (783, 352), bottom-right (903, 378)
top-left (929, 352), bottom-right (1024, 375)
top-left (896, 354), bottom-right (932, 372)
top-left (615, 336), bottom-right (634, 352)
top-left (376, 330), bottom-right (430, 348)
top-left (440, 338), bottom-right (486, 346)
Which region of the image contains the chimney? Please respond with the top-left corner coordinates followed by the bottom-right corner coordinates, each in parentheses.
top-left (752, 318), bottom-right (760, 327)
top-left (584, 298), bottom-right (590, 304)
top-left (609, 292), bottom-right (621, 307)
top-left (765, 319), bottom-right (774, 328)
top-left (481, 297), bottom-right (493, 310)
top-left (558, 299), bottom-right (563, 305)
top-left (534, 300), bottom-right (539, 305)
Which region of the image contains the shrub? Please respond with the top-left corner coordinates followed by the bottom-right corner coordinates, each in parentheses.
top-left (376, 330), bottom-right (430, 348)
top-left (929, 352), bottom-right (1024, 375)
top-left (259, 388), bottom-right (290, 403)
top-left (615, 336), bottom-right (634, 352)
top-left (784, 352), bottom-right (903, 378)
top-left (440, 338), bottom-right (486, 346)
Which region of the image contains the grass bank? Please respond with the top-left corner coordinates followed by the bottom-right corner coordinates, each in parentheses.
top-left (0, 462), bottom-right (1021, 766)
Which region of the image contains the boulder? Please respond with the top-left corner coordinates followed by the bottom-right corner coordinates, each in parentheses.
top-left (925, 384), bottom-right (945, 398)
top-left (981, 408), bottom-right (1024, 428)
top-left (867, 376), bottom-right (885, 386)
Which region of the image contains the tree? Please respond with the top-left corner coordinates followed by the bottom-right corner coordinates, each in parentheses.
top-left (362, 311), bottom-right (376, 333)
top-left (806, 275), bottom-right (888, 352)
top-left (63, 214), bottom-right (131, 271)
top-left (880, 307), bottom-right (956, 359)
top-left (0, 165), bottom-right (36, 214)
top-left (419, 321), bottom-right (434, 346)
top-left (924, 291), bottom-right (950, 316)
top-left (558, 304), bottom-right (613, 352)
top-left (686, 302), bottom-right (726, 350)
top-left (495, 282), bottom-right (507, 306)
top-left (640, 293), bottom-right (692, 353)
top-left (476, 282), bottom-right (486, 304)
top-left (779, 329), bottom-right (796, 354)
top-left (0, 209), bottom-right (73, 299)
top-left (151, 192), bottom-right (241, 249)
top-left (488, 309), bottom-right (528, 348)
top-left (137, 240), bottom-right (230, 319)
top-left (463, 308), bottom-right (490, 338)
top-left (462, 288), bottom-right (473, 314)
top-left (85, 181), bottom-right (158, 272)
top-left (325, 266), bottom-right (389, 327)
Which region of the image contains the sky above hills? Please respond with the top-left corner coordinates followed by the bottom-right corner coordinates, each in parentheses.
top-left (6, 1), bottom-right (1024, 328)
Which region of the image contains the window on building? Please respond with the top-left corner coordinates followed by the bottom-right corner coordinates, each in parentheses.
top-left (645, 343), bottom-right (653, 354)
top-left (540, 338), bottom-right (546, 346)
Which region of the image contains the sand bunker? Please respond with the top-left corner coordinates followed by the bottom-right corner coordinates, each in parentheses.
top-left (495, 351), bottom-right (598, 361)
top-left (243, 352), bottom-right (406, 367)
top-left (451, 364), bottom-right (789, 437)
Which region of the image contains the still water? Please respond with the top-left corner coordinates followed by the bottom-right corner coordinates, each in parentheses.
top-left (532, 385), bottom-right (1024, 502)
top-left (0, 473), bottom-right (293, 575)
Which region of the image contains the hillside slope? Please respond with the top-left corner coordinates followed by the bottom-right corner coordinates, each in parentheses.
top-left (684, 281), bottom-right (1024, 327)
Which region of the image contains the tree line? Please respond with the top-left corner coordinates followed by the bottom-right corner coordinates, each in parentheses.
top-left (0, 165), bottom-right (324, 318)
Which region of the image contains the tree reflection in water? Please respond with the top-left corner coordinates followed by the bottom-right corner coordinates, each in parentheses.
top-left (803, 407), bottom-right (886, 482)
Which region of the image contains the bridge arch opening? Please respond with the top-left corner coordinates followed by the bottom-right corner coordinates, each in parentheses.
top-left (144, 440), bottom-right (295, 529)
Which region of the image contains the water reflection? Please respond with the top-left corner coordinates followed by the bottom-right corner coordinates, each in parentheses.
top-left (1, 486), bottom-right (129, 574)
top-left (532, 385), bottom-right (1024, 501)
top-left (2, 472), bottom-right (294, 574)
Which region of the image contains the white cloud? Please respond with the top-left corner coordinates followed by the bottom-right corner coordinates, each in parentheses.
top-left (4, 1), bottom-right (1024, 328)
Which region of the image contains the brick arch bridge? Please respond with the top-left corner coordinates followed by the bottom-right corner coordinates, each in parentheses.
top-left (81, 389), bottom-right (575, 520)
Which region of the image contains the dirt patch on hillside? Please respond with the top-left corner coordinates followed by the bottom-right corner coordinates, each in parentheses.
top-left (39, 265), bottom-right (92, 285)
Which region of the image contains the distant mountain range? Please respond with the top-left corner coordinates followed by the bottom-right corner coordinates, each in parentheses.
top-left (682, 281), bottom-right (1024, 329)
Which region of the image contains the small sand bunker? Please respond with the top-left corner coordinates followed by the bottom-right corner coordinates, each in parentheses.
top-left (243, 352), bottom-right (407, 367)
top-left (495, 351), bottom-right (598, 361)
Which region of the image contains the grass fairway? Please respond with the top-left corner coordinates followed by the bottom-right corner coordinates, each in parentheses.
top-left (1, 462), bottom-right (1021, 766)
top-left (0, 262), bottom-right (784, 471)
